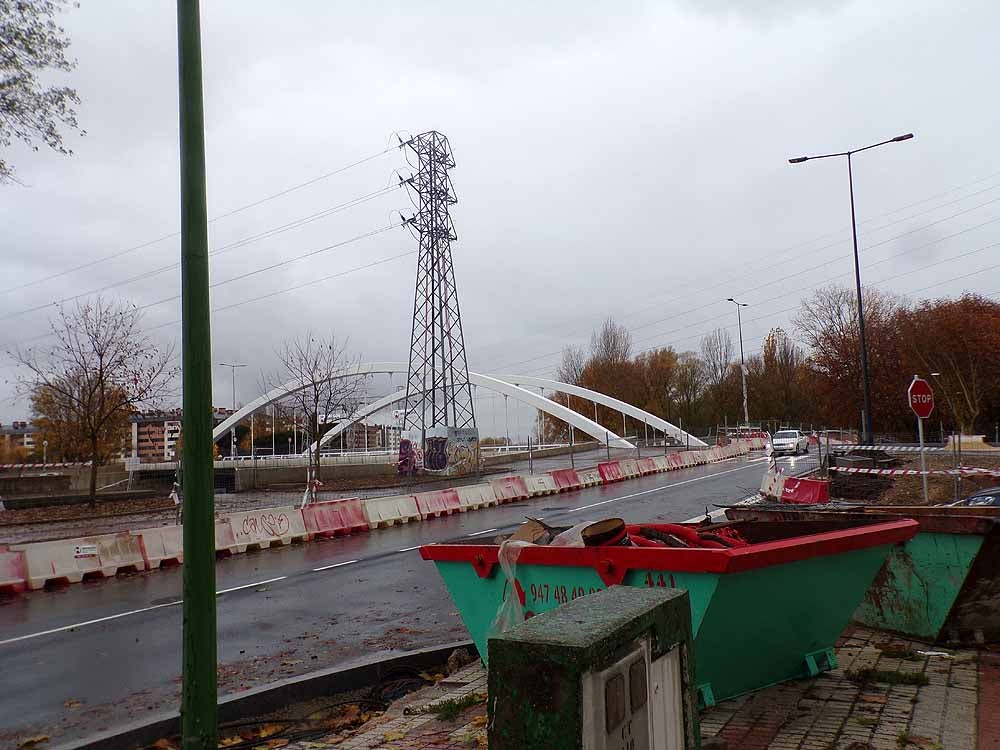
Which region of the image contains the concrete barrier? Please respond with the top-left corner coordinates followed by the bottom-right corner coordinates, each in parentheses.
top-left (301, 498), bottom-right (369, 538)
top-left (576, 467), bottom-right (603, 487)
top-left (525, 474), bottom-right (559, 496)
top-left (618, 458), bottom-right (641, 478)
top-left (12, 532), bottom-right (146, 589)
top-left (0, 547), bottom-right (27, 594)
top-left (363, 494), bottom-right (421, 529)
top-left (548, 468), bottom-right (583, 492)
top-left (636, 457), bottom-right (658, 475)
top-left (490, 475), bottom-right (530, 503)
top-left (223, 506), bottom-right (309, 552)
top-left (455, 484), bottom-right (498, 511)
top-left (651, 456), bottom-right (670, 472)
top-left (598, 461), bottom-right (625, 483)
top-left (414, 488), bottom-right (463, 518)
top-left (132, 526), bottom-right (183, 569)
top-left (215, 521), bottom-right (241, 556)
top-left (759, 471), bottom-right (786, 500)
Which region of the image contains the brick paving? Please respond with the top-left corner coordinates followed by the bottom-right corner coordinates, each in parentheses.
top-left (286, 628), bottom-right (995, 749)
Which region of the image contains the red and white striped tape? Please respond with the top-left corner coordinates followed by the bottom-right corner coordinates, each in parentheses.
top-left (831, 465), bottom-right (1000, 478)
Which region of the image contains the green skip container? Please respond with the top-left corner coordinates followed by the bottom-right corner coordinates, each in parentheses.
top-left (726, 505), bottom-right (1000, 644)
top-left (420, 518), bottom-right (917, 706)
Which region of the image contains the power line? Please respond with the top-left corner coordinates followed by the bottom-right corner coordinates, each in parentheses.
top-left (1, 223), bottom-right (405, 351)
top-left (478, 171), bottom-right (1000, 363)
top-left (507, 237), bottom-right (1000, 378)
top-left (487, 195), bottom-right (1000, 375)
top-left (0, 145), bottom-right (399, 297)
top-left (144, 249), bottom-right (416, 331)
top-left (0, 184), bottom-right (403, 322)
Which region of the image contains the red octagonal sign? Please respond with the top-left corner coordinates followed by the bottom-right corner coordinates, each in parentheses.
top-left (908, 377), bottom-right (935, 419)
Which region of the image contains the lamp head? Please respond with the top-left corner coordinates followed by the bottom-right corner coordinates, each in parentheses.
top-left (789, 156), bottom-right (809, 164)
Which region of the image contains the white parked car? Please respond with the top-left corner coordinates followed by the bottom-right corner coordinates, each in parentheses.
top-left (771, 430), bottom-right (810, 455)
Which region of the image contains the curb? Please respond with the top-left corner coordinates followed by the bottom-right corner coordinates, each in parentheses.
top-left (50, 639), bottom-right (474, 750)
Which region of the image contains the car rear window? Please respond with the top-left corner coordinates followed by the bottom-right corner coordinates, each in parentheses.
top-left (774, 431), bottom-right (797, 439)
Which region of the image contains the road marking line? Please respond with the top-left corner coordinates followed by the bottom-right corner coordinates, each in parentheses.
top-left (216, 576), bottom-right (286, 594)
top-left (566, 462), bottom-right (773, 513)
top-left (0, 602), bottom-right (180, 647)
top-left (468, 528), bottom-right (497, 537)
top-left (312, 560), bottom-right (358, 571)
top-left (397, 545), bottom-right (421, 552)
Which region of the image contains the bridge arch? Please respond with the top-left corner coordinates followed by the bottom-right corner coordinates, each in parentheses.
top-left (212, 362), bottom-right (635, 450)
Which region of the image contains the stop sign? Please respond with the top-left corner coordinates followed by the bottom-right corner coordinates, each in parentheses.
top-left (908, 377), bottom-right (935, 419)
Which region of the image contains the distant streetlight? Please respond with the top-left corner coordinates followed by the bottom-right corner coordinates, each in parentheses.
top-left (43, 439), bottom-right (48, 465)
top-left (727, 298), bottom-right (750, 425)
top-left (789, 133), bottom-right (914, 443)
top-left (219, 362), bottom-right (247, 457)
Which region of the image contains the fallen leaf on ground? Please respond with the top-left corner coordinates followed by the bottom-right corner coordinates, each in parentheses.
top-left (64, 699), bottom-right (82, 709)
top-left (262, 741), bottom-right (289, 749)
top-left (18, 737), bottom-right (50, 749)
top-left (151, 738), bottom-right (177, 749)
top-left (469, 715), bottom-right (488, 727)
top-left (860, 694), bottom-right (888, 704)
top-left (383, 731), bottom-right (407, 741)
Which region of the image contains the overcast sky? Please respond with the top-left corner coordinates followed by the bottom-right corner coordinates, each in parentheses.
top-left (2, 0), bottom-right (999, 435)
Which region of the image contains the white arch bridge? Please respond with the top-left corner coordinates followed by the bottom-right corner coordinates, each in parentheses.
top-left (211, 361), bottom-right (706, 452)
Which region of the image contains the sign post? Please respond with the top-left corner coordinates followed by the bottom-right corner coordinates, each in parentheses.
top-left (908, 376), bottom-right (935, 504)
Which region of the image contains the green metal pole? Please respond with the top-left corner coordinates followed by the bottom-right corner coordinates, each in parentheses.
top-left (177, 1), bottom-right (217, 747)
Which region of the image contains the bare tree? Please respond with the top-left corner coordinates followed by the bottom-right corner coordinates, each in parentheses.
top-left (11, 298), bottom-right (176, 505)
top-left (674, 352), bottom-right (706, 426)
top-left (556, 345), bottom-right (586, 385)
top-left (700, 328), bottom-right (733, 419)
top-left (1, 0), bottom-right (82, 183)
top-left (270, 333), bottom-right (367, 497)
top-left (590, 318), bottom-right (632, 365)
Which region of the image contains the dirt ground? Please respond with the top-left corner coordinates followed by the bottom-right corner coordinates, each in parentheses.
top-left (832, 451), bottom-right (1000, 505)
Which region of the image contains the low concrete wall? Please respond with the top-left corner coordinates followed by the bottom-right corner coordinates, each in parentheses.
top-left (234, 462), bottom-right (397, 491)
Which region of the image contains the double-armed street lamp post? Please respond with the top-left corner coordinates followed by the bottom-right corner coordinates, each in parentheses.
top-left (727, 298), bottom-right (750, 425)
top-left (788, 133), bottom-right (914, 444)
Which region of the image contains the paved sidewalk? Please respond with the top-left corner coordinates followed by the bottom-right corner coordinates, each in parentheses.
top-left (286, 627), bottom-right (996, 749)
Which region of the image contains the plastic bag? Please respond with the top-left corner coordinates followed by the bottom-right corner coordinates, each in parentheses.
top-left (489, 539), bottom-right (532, 637)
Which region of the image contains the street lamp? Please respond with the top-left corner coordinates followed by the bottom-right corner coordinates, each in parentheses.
top-left (727, 298), bottom-right (750, 425)
top-left (43, 439), bottom-right (48, 466)
top-left (789, 133), bottom-right (914, 444)
top-left (219, 362), bottom-right (247, 457)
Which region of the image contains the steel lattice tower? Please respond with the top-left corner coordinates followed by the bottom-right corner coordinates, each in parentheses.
top-left (401, 131), bottom-right (476, 438)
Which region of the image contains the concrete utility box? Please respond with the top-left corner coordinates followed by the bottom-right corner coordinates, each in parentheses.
top-left (488, 586), bottom-right (699, 750)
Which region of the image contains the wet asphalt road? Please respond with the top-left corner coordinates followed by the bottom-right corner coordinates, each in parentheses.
top-left (0, 452), bottom-right (816, 745)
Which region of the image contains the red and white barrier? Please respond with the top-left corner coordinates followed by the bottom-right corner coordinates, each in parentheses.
top-left (759, 471), bottom-right (787, 501)
top-left (222, 506), bottom-right (309, 552)
top-left (598, 461), bottom-right (625, 483)
top-left (618, 458), bottom-right (641, 479)
top-left (576, 467), bottom-right (603, 487)
top-left (413, 488), bottom-right (463, 518)
top-left (0, 547), bottom-right (27, 594)
top-left (12, 532), bottom-right (146, 590)
top-left (132, 526), bottom-right (184, 569)
top-left (363, 494), bottom-right (421, 528)
top-left (215, 521), bottom-right (241, 556)
top-left (636, 458), bottom-right (658, 475)
top-left (525, 474), bottom-right (559, 496)
top-left (455, 484), bottom-right (498, 510)
top-left (490, 475), bottom-right (530, 502)
top-left (780, 477), bottom-right (830, 505)
top-left (301, 498), bottom-right (369, 538)
top-left (548, 468), bottom-right (583, 492)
